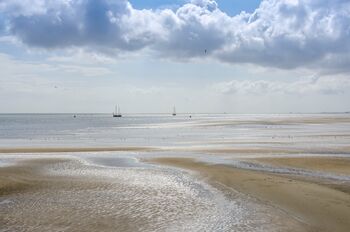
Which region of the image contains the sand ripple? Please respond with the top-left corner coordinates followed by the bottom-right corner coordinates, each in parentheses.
top-left (0, 156), bottom-right (307, 232)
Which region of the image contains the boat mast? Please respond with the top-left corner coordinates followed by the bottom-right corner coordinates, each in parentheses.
top-left (113, 104), bottom-right (122, 117)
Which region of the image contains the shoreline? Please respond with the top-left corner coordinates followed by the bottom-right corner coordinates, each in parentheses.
top-left (151, 157), bottom-right (350, 232)
top-left (253, 156), bottom-right (350, 176)
top-left (0, 146), bottom-right (159, 154)
top-left (1, 145), bottom-right (350, 155)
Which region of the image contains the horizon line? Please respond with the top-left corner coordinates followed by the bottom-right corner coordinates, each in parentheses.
top-left (0, 112), bottom-right (349, 115)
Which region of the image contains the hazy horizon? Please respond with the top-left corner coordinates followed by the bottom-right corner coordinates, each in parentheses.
top-left (1, 111), bottom-right (350, 115)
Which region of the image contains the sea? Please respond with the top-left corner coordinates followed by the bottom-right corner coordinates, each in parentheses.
top-left (1, 113), bottom-right (349, 149)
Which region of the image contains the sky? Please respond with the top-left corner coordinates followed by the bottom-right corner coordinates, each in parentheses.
top-left (0, 0), bottom-right (350, 114)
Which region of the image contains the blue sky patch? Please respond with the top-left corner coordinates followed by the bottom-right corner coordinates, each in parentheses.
top-left (129, 0), bottom-right (262, 15)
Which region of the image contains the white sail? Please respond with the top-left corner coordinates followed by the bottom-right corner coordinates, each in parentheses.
top-left (113, 105), bottom-right (122, 117)
top-left (115, 105), bottom-right (118, 114)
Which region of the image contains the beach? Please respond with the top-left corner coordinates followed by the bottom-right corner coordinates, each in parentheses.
top-left (152, 156), bottom-right (350, 232)
top-left (1, 114), bottom-right (350, 231)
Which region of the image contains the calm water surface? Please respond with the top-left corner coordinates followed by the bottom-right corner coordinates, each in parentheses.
top-left (1, 113), bottom-right (350, 149)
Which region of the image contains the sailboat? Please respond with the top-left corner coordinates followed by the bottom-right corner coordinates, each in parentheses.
top-left (113, 105), bottom-right (122, 117)
top-left (172, 106), bottom-right (176, 116)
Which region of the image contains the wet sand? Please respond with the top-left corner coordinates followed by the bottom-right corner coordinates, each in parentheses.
top-left (0, 146), bottom-right (158, 154)
top-left (254, 156), bottom-right (350, 176)
top-left (1, 156), bottom-right (291, 231)
top-left (248, 156), bottom-right (350, 196)
top-left (191, 115), bottom-right (350, 127)
top-left (1, 145), bottom-right (350, 155)
top-left (1, 154), bottom-right (350, 231)
top-left (152, 157), bottom-right (350, 232)
top-left (0, 158), bottom-right (152, 231)
top-left (1, 155), bottom-right (316, 232)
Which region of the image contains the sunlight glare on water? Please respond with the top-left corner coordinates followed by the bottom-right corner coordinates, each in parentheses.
top-left (0, 155), bottom-right (306, 232)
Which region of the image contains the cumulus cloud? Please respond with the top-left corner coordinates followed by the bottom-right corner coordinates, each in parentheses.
top-left (1, 0), bottom-right (350, 72)
top-left (217, 0), bottom-right (350, 70)
top-left (215, 75), bottom-right (350, 96)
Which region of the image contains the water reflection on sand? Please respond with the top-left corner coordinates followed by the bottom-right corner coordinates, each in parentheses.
top-left (0, 154), bottom-right (308, 232)
top-left (1, 114), bottom-right (350, 231)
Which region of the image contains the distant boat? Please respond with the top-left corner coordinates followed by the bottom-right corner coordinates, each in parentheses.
top-left (113, 105), bottom-right (122, 117)
top-left (172, 106), bottom-right (176, 116)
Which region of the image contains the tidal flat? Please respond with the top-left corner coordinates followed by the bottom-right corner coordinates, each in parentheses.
top-left (1, 114), bottom-right (350, 231)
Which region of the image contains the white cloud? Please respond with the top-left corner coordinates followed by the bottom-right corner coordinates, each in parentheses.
top-left (215, 75), bottom-right (350, 96)
top-left (0, 0), bottom-right (349, 72)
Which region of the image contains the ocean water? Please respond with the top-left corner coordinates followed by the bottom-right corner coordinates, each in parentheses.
top-left (1, 113), bottom-right (350, 149)
top-left (0, 113), bottom-right (212, 147)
